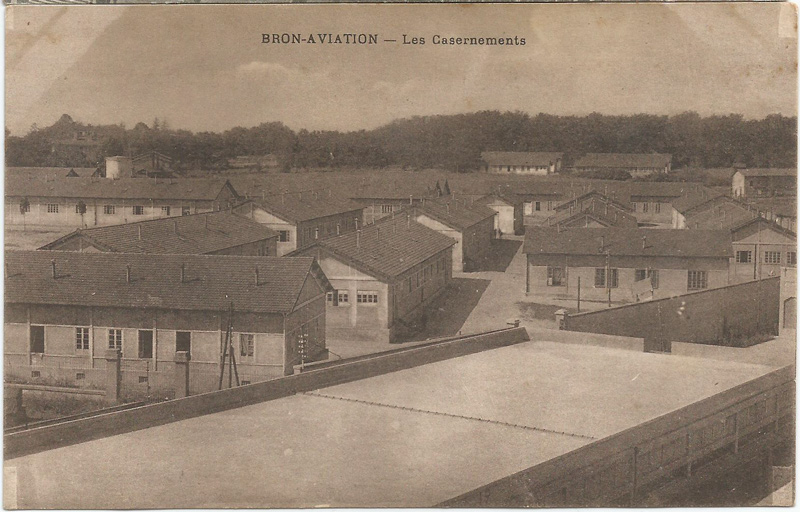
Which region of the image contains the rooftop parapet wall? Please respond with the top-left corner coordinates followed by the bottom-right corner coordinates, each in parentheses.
top-left (561, 277), bottom-right (780, 347)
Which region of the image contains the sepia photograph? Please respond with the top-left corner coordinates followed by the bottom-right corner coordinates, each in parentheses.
top-left (2, 2), bottom-right (798, 508)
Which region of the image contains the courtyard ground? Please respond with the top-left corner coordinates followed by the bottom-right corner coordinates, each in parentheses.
top-left (5, 228), bottom-right (71, 251)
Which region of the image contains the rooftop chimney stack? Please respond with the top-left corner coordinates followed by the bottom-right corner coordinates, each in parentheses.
top-left (642, 236), bottom-right (647, 249)
top-left (407, 214), bottom-right (411, 230)
top-left (600, 236), bottom-right (605, 252)
top-left (51, 260), bottom-right (57, 279)
top-left (356, 230), bottom-right (361, 249)
top-left (173, 221), bottom-right (178, 235)
top-left (126, 264), bottom-right (131, 284)
top-left (254, 266), bottom-right (259, 286)
top-left (138, 225), bottom-right (142, 241)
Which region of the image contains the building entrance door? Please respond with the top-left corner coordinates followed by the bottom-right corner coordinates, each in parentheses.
top-left (783, 298), bottom-right (796, 329)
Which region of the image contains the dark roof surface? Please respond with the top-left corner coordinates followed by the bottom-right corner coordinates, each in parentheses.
top-left (573, 153), bottom-right (672, 169)
top-left (481, 152), bottom-right (564, 166)
top-left (39, 211), bottom-right (278, 254)
top-left (7, 167), bottom-right (98, 180)
top-left (684, 201), bottom-right (758, 231)
top-left (414, 197), bottom-right (497, 230)
top-left (298, 215), bottom-right (455, 280)
top-left (240, 192), bottom-right (363, 223)
top-left (524, 227), bottom-right (732, 259)
top-left (5, 251), bottom-right (327, 314)
top-left (553, 191), bottom-right (632, 212)
top-left (736, 168), bottom-right (797, 178)
top-left (5, 176), bottom-right (236, 201)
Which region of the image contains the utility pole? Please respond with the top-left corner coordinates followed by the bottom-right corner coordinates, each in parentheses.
top-left (577, 277), bottom-right (581, 312)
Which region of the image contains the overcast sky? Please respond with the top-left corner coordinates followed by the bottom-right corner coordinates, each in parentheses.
top-left (5, 3), bottom-right (797, 136)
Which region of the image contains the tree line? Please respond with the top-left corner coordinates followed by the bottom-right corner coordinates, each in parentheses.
top-left (6, 111), bottom-right (796, 172)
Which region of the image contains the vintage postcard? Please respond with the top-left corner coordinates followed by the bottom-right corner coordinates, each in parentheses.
top-left (3, 3), bottom-right (797, 508)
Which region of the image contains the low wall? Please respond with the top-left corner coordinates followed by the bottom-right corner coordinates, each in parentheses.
top-left (563, 277), bottom-right (780, 348)
top-left (441, 364), bottom-right (795, 507)
top-left (526, 326), bottom-right (644, 352)
top-left (5, 326), bottom-right (529, 460)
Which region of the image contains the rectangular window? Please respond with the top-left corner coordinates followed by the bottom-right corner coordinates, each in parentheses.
top-left (655, 203), bottom-right (661, 214)
top-left (632, 202), bottom-right (637, 212)
top-left (103, 205), bottom-right (116, 215)
top-left (642, 202), bottom-right (649, 213)
top-left (635, 269), bottom-right (659, 289)
top-left (132, 205), bottom-right (145, 216)
top-left (736, 250), bottom-right (752, 263)
top-left (239, 333), bottom-right (254, 358)
top-left (46, 204), bottom-right (59, 214)
top-left (547, 201), bottom-right (553, 211)
top-left (594, 268), bottom-right (618, 288)
top-left (381, 204), bottom-right (393, 214)
top-left (21, 203), bottom-right (30, 213)
top-left (535, 201), bottom-right (541, 212)
top-left (108, 329), bottom-right (122, 351)
top-left (357, 291), bottom-right (379, 304)
top-left (688, 270), bottom-right (708, 290)
top-left (182, 206), bottom-right (191, 216)
top-left (338, 290), bottom-right (349, 304)
top-left (75, 327), bottom-right (89, 350)
top-left (547, 266), bottom-right (565, 286)
top-left (138, 330), bottom-right (154, 359)
top-left (161, 206), bottom-right (171, 216)
top-left (789, 252), bottom-right (797, 266)
top-left (75, 204), bottom-right (84, 214)
top-left (176, 331), bottom-right (191, 354)
top-left (278, 230), bottom-right (291, 242)
top-left (30, 326), bottom-right (44, 354)
top-left (764, 251), bottom-right (781, 264)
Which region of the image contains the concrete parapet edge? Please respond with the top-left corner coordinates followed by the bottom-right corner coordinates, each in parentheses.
top-left (4, 326), bottom-right (529, 460)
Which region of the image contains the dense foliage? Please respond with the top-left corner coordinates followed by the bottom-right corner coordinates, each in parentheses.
top-left (6, 111), bottom-right (796, 172)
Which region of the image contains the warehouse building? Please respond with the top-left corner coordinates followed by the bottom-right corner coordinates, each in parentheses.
top-left (545, 191), bottom-right (638, 229)
top-left (38, 211), bottom-right (279, 256)
top-left (4, 251), bottom-right (332, 396)
top-left (233, 192), bottom-right (364, 256)
top-left (292, 215), bottom-right (455, 343)
top-left (732, 168), bottom-right (797, 198)
top-left (5, 176), bottom-right (239, 229)
top-left (726, 217), bottom-right (797, 284)
top-left (475, 190), bottom-right (524, 236)
top-left (573, 153), bottom-right (672, 178)
top-left (412, 198), bottom-right (496, 272)
top-left (481, 151), bottom-right (564, 175)
top-left (524, 227), bottom-right (733, 303)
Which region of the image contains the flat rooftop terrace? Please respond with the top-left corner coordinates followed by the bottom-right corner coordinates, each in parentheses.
top-left (5, 340), bottom-right (781, 508)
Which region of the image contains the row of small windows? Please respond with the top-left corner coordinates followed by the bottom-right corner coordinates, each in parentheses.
top-left (631, 202), bottom-right (662, 214)
top-left (735, 250), bottom-right (797, 265)
top-left (31, 326), bottom-right (266, 360)
top-left (546, 267), bottom-right (706, 289)
top-left (326, 290), bottom-right (379, 305)
top-left (39, 204), bottom-right (194, 216)
top-left (409, 256), bottom-right (448, 293)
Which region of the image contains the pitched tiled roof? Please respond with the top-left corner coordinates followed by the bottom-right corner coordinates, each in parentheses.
top-left (683, 201), bottom-right (758, 231)
top-left (295, 215), bottom-right (455, 280)
top-left (544, 198), bottom-right (638, 228)
top-left (573, 153), bottom-right (672, 169)
top-left (524, 227), bottom-right (732, 259)
top-left (481, 152), bottom-right (563, 166)
top-left (736, 168), bottom-right (797, 177)
top-left (5, 176), bottom-right (237, 201)
top-left (239, 192), bottom-right (363, 223)
top-left (553, 191), bottom-right (632, 212)
top-left (475, 190), bottom-right (523, 207)
top-left (39, 211), bottom-right (278, 254)
top-left (413, 197), bottom-right (496, 230)
top-left (5, 251), bottom-right (330, 314)
top-left (670, 187), bottom-right (726, 214)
